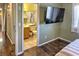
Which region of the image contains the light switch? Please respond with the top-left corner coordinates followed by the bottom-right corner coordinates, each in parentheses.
top-left (19, 23), bottom-right (21, 27)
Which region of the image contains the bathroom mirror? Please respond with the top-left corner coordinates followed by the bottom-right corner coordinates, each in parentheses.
top-left (24, 11), bottom-right (35, 24)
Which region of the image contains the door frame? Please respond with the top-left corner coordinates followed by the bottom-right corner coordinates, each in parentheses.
top-left (22, 3), bottom-right (24, 54)
top-left (37, 4), bottom-right (40, 46)
top-left (15, 3), bottom-right (19, 56)
top-left (21, 4), bottom-right (40, 52)
top-left (15, 3), bottom-right (24, 56)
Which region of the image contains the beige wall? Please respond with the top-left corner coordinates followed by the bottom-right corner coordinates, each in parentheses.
top-left (7, 4), bottom-right (13, 43)
top-left (60, 3), bottom-right (79, 41)
top-left (39, 23), bottom-right (61, 44)
top-left (39, 3), bottom-right (79, 45)
top-left (6, 4), bottom-right (16, 44)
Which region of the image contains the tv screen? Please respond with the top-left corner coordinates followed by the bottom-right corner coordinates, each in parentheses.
top-left (44, 6), bottom-right (65, 24)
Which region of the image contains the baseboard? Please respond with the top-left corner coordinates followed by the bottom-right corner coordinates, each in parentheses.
top-left (58, 37), bottom-right (71, 43)
top-left (24, 46), bottom-right (35, 51)
top-left (16, 51), bottom-right (24, 56)
top-left (6, 33), bottom-right (14, 45)
top-left (38, 37), bottom-right (59, 47)
top-left (38, 37), bottom-right (71, 47)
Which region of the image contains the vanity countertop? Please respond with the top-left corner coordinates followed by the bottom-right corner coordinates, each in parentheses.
top-left (24, 23), bottom-right (35, 27)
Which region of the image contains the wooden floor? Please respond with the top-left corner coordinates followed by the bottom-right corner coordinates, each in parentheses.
top-left (0, 24), bottom-right (15, 56)
top-left (23, 39), bottom-right (69, 56)
top-left (0, 32), bottom-right (8, 56)
top-left (0, 31), bottom-right (15, 56)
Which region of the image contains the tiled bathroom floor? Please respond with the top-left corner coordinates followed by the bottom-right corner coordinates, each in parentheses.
top-left (24, 34), bottom-right (37, 50)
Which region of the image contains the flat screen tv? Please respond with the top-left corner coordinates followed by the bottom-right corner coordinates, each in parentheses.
top-left (44, 6), bottom-right (65, 24)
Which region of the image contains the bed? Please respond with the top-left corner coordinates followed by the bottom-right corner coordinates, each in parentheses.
top-left (55, 39), bottom-right (79, 56)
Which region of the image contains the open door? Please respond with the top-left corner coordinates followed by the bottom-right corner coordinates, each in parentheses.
top-left (15, 3), bottom-right (24, 55)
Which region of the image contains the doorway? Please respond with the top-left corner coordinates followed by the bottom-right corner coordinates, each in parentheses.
top-left (0, 4), bottom-right (4, 56)
top-left (23, 3), bottom-right (38, 50)
top-left (0, 4), bottom-right (9, 55)
top-left (0, 8), bottom-right (3, 32)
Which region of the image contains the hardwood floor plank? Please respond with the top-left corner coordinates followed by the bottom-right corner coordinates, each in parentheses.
top-left (36, 47), bottom-right (49, 56)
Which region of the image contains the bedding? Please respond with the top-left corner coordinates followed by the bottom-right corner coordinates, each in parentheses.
top-left (55, 39), bottom-right (79, 56)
